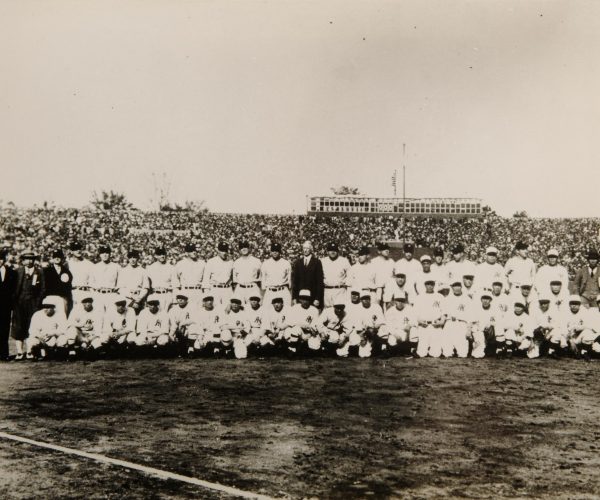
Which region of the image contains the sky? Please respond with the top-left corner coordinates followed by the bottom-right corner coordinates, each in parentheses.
top-left (1, 0), bottom-right (599, 217)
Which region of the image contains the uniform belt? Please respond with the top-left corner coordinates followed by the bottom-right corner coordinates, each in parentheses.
top-left (153, 288), bottom-right (172, 294)
top-left (236, 284), bottom-right (256, 288)
top-left (212, 284), bottom-right (231, 288)
top-left (267, 285), bottom-right (286, 291)
top-left (324, 285), bottom-right (345, 289)
top-left (183, 286), bottom-right (203, 290)
top-left (73, 286), bottom-right (91, 291)
top-left (96, 288), bottom-right (118, 294)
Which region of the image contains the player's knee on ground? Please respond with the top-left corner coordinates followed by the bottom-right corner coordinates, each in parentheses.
top-left (156, 334), bottom-right (170, 346)
top-left (233, 338), bottom-right (248, 359)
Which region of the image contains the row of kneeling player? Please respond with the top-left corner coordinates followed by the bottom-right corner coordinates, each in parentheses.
top-left (19, 285), bottom-right (600, 361)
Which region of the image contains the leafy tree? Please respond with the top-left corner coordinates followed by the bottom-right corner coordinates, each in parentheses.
top-left (512, 210), bottom-right (529, 219)
top-left (90, 190), bottom-right (134, 210)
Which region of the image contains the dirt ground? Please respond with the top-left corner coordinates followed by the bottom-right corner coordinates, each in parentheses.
top-left (1, 357), bottom-right (600, 499)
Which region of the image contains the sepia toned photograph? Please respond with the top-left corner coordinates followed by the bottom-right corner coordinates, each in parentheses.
top-left (1, 1), bottom-right (600, 498)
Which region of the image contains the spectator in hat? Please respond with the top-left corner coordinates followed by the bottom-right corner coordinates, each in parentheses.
top-left (321, 242), bottom-right (351, 308)
top-left (291, 241), bottom-right (324, 309)
top-left (175, 244), bottom-right (206, 308)
top-left (117, 250), bottom-right (150, 314)
top-left (90, 245), bottom-right (120, 313)
top-left (347, 246), bottom-right (377, 302)
top-left (534, 249), bottom-right (569, 300)
top-left (203, 242), bottom-right (234, 307)
top-left (67, 242), bottom-right (92, 307)
top-left (261, 242), bottom-right (291, 307)
top-left (233, 241), bottom-right (262, 305)
top-left (42, 248), bottom-right (73, 315)
top-left (505, 242), bottom-right (536, 294)
top-left (11, 250), bottom-right (45, 359)
top-left (572, 250), bottom-right (600, 308)
top-left (146, 247), bottom-right (179, 312)
top-left (0, 248), bottom-right (17, 360)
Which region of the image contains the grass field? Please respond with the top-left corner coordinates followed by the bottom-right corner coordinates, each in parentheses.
top-left (1, 357), bottom-right (600, 499)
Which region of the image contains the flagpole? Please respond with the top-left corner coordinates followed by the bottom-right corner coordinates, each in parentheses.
top-left (402, 144), bottom-right (406, 227)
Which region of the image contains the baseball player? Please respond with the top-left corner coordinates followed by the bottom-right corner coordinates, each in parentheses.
top-left (65, 295), bottom-right (106, 355)
top-left (470, 291), bottom-right (501, 359)
top-left (284, 289), bottom-right (321, 352)
top-left (317, 301), bottom-right (356, 357)
top-left (169, 293), bottom-right (197, 352)
top-left (440, 281), bottom-right (473, 358)
top-left (347, 247), bottom-right (377, 301)
top-left (348, 290), bottom-right (386, 358)
top-left (102, 297), bottom-right (137, 348)
top-left (260, 297), bottom-right (290, 351)
top-left (175, 244), bottom-right (206, 307)
top-left (412, 280), bottom-right (445, 358)
top-left (195, 295), bottom-right (224, 353)
top-left (563, 295), bottom-right (596, 359)
top-left (132, 296), bottom-right (171, 349)
top-left (67, 242), bottom-right (93, 306)
top-left (499, 300), bottom-right (534, 357)
top-left (220, 297), bottom-right (251, 358)
top-left (321, 242), bottom-right (350, 308)
top-left (444, 244), bottom-right (476, 289)
top-left (244, 295), bottom-right (267, 350)
top-left (534, 249), bottom-right (569, 299)
top-left (505, 242), bottom-right (537, 294)
top-left (431, 247), bottom-right (447, 289)
top-left (371, 243), bottom-right (396, 304)
top-left (90, 245), bottom-right (120, 312)
top-left (382, 271), bottom-right (411, 310)
top-left (394, 243), bottom-right (422, 290)
top-left (203, 242), bottom-right (234, 306)
top-left (260, 243), bottom-right (292, 306)
top-left (461, 274), bottom-right (477, 300)
top-left (379, 292), bottom-right (418, 354)
top-left (490, 280), bottom-right (510, 315)
top-left (146, 248), bottom-right (179, 312)
top-left (232, 242), bottom-right (262, 305)
top-left (117, 250), bottom-right (150, 314)
top-left (26, 299), bottom-right (69, 360)
top-left (414, 254), bottom-right (438, 295)
top-left (476, 247), bottom-right (507, 292)
top-left (531, 296), bottom-right (566, 358)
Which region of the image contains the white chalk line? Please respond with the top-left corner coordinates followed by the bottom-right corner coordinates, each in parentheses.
top-left (0, 431), bottom-right (278, 500)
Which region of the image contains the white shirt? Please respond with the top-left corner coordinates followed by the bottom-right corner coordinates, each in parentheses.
top-left (288, 304), bottom-right (320, 330)
top-left (68, 306), bottom-right (104, 333)
top-left (318, 307), bottom-right (355, 335)
top-left (176, 258), bottom-right (206, 287)
top-left (263, 306), bottom-right (290, 332)
top-left (169, 304), bottom-right (196, 334)
top-left (117, 265), bottom-right (149, 295)
top-left (260, 258), bottom-right (291, 289)
top-left (442, 293), bottom-right (474, 323)
top-left (505, 256), bottom-right (536, 289)
top-left (471, 304), bottom-right (502, 331)
top-left (347, 262), bottom-right (376, 291)
top-left (413, 292), bottom-right (444, 324)
top-left (244, 306), bottom-right (266, 329)
top-left (233, 255), bottom-right (262, 285)
top-left (393, 258), bottom-right (422, 287)
top-left (90, 261), bottom-right (120, 289)
top-left (534, 264), bottom-right (569, 297)
top-left (136, 309), bottom-right (170, 336)
top-left (67, 258), bottom-right (93, 287)
top-left (383, 278), bottom-right (411, 304)
top-left (221, 309), bottom-right (251, 332)
top-left (444, 259), bottom-right (477, 286)
top-left (476, 262), bottom-right (507, 291)
top-left (384, 304), bottom-right (417, 330)
top-left (103, 308), bottom-right (137, 336)
top-left (562, 308), bottom-right (592, 333)
top-left (503, 310), bottom-right (533, 336)
top-left (197, 306), bottom-right (224, 333)
top-left (146, 261), bottom-right (179, 290)
top-left (29, 311), bottom-right (66, 340)
top-left (321, 256), bottom-right (351, 287)
top-left (203, 256), bottom-right (233, 287)
top-left (371, 256), bottom-right (396, 289)
top-left (350, 303), bottom-right (386, 330)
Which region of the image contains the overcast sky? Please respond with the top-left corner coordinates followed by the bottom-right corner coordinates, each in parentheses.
top-left (1, 0), bottom-right (599, 217)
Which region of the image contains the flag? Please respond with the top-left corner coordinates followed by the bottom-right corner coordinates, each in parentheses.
top-left (392, 171), bottom-right (397, 187)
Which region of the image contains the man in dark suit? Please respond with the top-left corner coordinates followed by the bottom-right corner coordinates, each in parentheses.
top-left (572, 249), bottom-right (600, 308)
top-left (43, 249), bottom-right (73, 315)
top-left (291, 241), bottom-right (324, 309)
top-left (0, 248), bottom-right (17, 360)
top-left (12, 250), bottom-right (45, 360)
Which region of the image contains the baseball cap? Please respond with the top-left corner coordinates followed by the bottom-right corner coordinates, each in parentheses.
top-left (270, 243), bottom-right (282, 252)
top-left (81, 296), bottom-right (94, 304)
top-left (271, 297), bottom-right (284, 304)
top-left (358, 246), bottom-right (370, 257)
top-left (486, 246), bottom-right (498, 255)
top-left (326, 242), bottom-right (339, 252)
top-left (360, 290), bottom-right (371, 299)
top-left (547, 248), bottom-right (559, 257)
top-left (218, 242), bottom-right (229, 252)
top-left (230, 298), bottom-right (242, 305)
top-left (420, 255), bottom-right (432, 263)
top-left (514, 300), bottom-right (526, 308)
top-left (249, 295), bottom-right (261, 301)
top-left (298, 289), bottom-right (311, 299)
top-left (480, 291), bottom-right (492, 300)
top-left (176, 293), bottom-right (188, 300)
top-left (568, 295), bottom-right (582, 304)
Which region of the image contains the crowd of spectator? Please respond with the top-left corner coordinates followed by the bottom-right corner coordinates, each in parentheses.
top-left (1, 207), bottom-right (599, 277)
